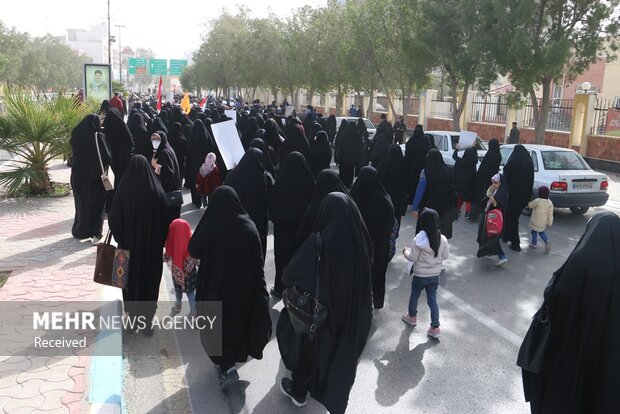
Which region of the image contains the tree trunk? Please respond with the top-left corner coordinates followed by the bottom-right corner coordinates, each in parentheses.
top-left (336, 86), bottom-right (344, 115)
top-left (385, 89), bottom-right (398, 121)
top-left (535, 77), bottom-right (553, 144)
top-left (448, 72), bottom-right (470, 132)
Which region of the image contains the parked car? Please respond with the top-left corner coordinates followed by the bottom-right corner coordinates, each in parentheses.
top-left (335, 116), bottom-right (377, 141)
top-left (499, 144), bottom-right (609, 214)
top-left (399, 130), bottom-right (488, 167)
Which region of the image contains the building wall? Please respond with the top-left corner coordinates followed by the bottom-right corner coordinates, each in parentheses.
top-left (560, 59), bottom-right (607, 100)
top-left (467, 122), bottom-right (505, 141)
top-left (427, 118), bottom-right (454, 131)
top-left (601, 61), bottom-right (620, 104)
top-left (519, 128), bottom-right (570, 147)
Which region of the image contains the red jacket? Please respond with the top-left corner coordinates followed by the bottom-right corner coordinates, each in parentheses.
top-left (195, 166), bottom-right (221, 196)
top-left (110, 96), bottom-right (124, 113)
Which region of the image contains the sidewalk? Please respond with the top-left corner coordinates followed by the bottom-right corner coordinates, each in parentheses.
top-left (0, 162), bottom-right (120, 414)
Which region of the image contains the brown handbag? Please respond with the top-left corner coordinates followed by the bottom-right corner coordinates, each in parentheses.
top-left (93, 231), bottom-right (115, 286)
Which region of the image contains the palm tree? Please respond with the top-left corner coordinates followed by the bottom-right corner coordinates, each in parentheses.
top-left (0, 86), bottom-right (90, 195)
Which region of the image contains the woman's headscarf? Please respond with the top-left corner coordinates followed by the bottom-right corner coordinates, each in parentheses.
top-left (270, 151), bottom-right (315, 225)
top-left (165, 219), bottom-right (193, 287)
top-left (310, 131), bottom-right (332, 176)
top-left (199, 153), bottom-right (217, 177)
top-left (250, 138), bottom-right (276, 178)
top-left (504, 144), bottom-right (535, 208)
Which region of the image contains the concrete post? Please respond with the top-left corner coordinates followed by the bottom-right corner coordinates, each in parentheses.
top-left (418, 91), bottom-right (428, 130)
top-left (570, 92), bottom-right (597, 155)
top-left (460, 91), bottom-right (473, 131)
top-left (504, 107), bottom-right (517, 143)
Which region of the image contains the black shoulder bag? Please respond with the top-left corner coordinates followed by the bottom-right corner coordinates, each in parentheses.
top-left (282, 233), bottom-right (328, 338)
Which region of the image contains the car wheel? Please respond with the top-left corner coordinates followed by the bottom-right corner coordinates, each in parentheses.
top-left (569, 206), bottom-right (589, 215)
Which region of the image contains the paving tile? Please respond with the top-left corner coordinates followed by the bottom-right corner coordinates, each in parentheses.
top-left (2, 394), bottom-right (44, 413)
top-left (36, 389), bottom-right (66, 411)
top-left (15, 378), bottom-right (46, 399)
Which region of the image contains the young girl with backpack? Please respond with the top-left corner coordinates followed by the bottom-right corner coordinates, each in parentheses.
top-left (402, 208), bottom-right (450, 338)
top-left (476, 174), bottom-right (508, 266)
top-left (164, 219), bottom-right (199, 317)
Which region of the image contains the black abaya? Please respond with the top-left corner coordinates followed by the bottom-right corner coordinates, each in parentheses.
top-left (336, 122), bottom-right (362, 186)
top-left (279, 124), bottom-right (311, 165)
top-left (250, 138), bottom-right (276, 179)
top-left (128, 112), bottom-right (151, 160)
top-left (476, 174), bottom-right (507, 257)
top-left (70, 114), bottom-right (111, 240)
top-left (309, 131), bottom-right (332, 176)
top-left (370, 132), bottom-right (391, 167)
top-left (277, 192), bottom-right (373, 414)
top-left (185, 120), bottom-right (212, 207)
top-left (168, 122), bottom-right (187, 180)
top-left (503, 145), bottom-right (535, 246)
top-left (223, 148), bottom-right (274, 259)
top-left (521, 212), bottom-right (620, 413)
top-left (404, 125), bottom-right (431, 209)
top-left (470, 138), bottom-right (501, 221)
top-left (453, 146), bottom-right (478, 202)
top-left (189, 186), bottom-right (271, 364)
top-left (102, 108), bottom-right (133, 187)
top-left (418, 149), bottom-right (455, 239)
top-left (108, 155), bottom-right (170, 328)
top-left (269, 152), bottom-right (315, 295)
top-left (350, 166), bottom-right (394, 308)
top-left (153, 131), bottom-right (182, 222)
top-left (377, 144), bottom-right (407, 222)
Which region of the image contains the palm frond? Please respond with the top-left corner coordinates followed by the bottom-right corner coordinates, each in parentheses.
top-left (0, 166), bottom-right (49, 196)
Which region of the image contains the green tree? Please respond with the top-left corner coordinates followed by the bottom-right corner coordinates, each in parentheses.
top-left (491, 0), bottom-right (619, 143)
top-left (416, 0), bottom-right (498, 131)
top-left (0, 87), bottom-right (90, 195)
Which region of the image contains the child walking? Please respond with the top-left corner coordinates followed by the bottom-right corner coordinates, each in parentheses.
top-left (528, 186), bottom-right (553, 252)
top-left (195, 153), bottom-right (221, 208)
top-left (164, 219), bottom-right (199, 317)
top-left (402, 208), bottom-right (450, 338)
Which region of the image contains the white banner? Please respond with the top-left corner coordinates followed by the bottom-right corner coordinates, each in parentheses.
top-left (224, 109), bottom-right (237, 122)
top-left (458, 130), bottom-right (477, 149)
top-left (210, 120), bottom-right (245, 170)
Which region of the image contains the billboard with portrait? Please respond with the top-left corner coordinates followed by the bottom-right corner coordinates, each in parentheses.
top-left (84, 64), bottom-right (112, 103)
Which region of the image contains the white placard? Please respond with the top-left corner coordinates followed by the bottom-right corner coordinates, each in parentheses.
top-left (224, 109), bottom-right (237, 122)
top-left (211, 120), bottom-right (245, 170)
top-left (285, 105), bottom-right (295, 117)
top-left (458, 130), bottom-right (477, 149)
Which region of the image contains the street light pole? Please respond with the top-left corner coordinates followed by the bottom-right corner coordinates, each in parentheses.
top-left (115, 25), bottom-right (125, 83)
top-left (107, 0), bottom-right (111, 65)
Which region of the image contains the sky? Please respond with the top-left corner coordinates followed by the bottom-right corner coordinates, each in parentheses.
top-left (2, 0), bottom-right (328, 60)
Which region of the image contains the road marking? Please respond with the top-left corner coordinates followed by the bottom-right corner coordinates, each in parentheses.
top-left (439, 289), bottom-right (523, 347)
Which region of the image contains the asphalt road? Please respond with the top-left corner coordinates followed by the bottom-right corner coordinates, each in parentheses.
top-left (124, 173), bottom-right (620, 414)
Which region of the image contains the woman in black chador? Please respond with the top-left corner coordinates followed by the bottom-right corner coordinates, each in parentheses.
top-left (127, 112), bottom-right (151, 160)
top-left (351, 166), bottom-right (394, 309)
top-left (102, 108), bottom-right (133, 188)
top-left (189, 186), bottom-right (271, 389)
top-left (250, 138), bottom-right (276, 179)
top-left (279, 124), bottom-right (311, 165)
top-left (502, 144), bottom-right (534, 251)
top-left (184, 120), bottom-right (212, 208)
top-left (309, 131), bottom-right (332, 177)
top-left (296, 169), bottom-right (349, 247)
top-left (269, 152), bottom-right (315, 297)
top-left (404, 125), bottom-right (431, 209)
top-left (70, 114), bottom-right (111, 241)
top-left (470, 138), bottom-right (501, 221)
top-left (277, 192), bottom-right (373, 413)
top-left (223, 148), bottom-right (274, 259)
top-left (377, 143), bottom-right (407, 224)
top-left (151, 131), bottom-right (182, 222)
top-left (452, 146), bottom-right (478, 219)
top-left (520, 212), bottom-right (620, 414)
top-left (108, 155), bottom-right (169, 336)
top-left (336, 121), bottom-right (362, 186)
top-left (167, 122), bottom-right (187, 180)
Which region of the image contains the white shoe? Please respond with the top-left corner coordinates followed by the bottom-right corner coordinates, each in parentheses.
top-left (495, 258), bottom-right (508, 267)
top-left (91, 236), bottom-right (101, 245)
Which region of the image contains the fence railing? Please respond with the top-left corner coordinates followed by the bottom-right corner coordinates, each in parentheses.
top-left (523, 98), bottom-right (573, 132)
top-left (591, 98), bottom-right (616, 136)
top-left (431, 99), bottom-right (455, 120)
top-left (470, 97), bottom-right (507, 125)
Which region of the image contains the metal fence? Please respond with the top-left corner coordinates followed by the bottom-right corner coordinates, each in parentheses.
top-left (523, 98), bottom-right (574, 132)
top-left (470, 96), bottom-right (507, 125)
top-left (591, 98), bottom-right (615, 135)
top-left (431, 98), bottom-right (455, 119)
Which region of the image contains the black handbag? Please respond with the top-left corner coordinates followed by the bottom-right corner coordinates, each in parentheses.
top-left (517, 305), bottom-right (550, 374)
top-left (282, 233), bottom-right (328, 337)
top-left (166, 190), bottom-right (183, 207)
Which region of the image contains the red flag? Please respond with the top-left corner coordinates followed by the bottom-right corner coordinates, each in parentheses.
top-left (156, 75), bottom-right (163, 112)
top-left (199, 96), bottom-right (208, 110)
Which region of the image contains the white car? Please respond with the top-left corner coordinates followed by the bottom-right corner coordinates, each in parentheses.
top-left (335, 117), bottom-right (377, 141)
top-left (399, 130), bottom-right (488, 167)
top-left (500, 144), bottom-right (609, 214)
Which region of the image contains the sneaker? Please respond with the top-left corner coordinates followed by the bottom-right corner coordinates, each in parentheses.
top-left (280, 377), bottom-right (307, 407)
top-left (427, 326), bottom-right (442, 339)
top-left (170, 304), bottom-right (182, 316)
top-left (495, 258), bottom-right (508, 267)
top-left (91, 236), bottom-right (102, 245)
top-left (464, 211), bottom-right (470, 219)
top-left (545, 241), bottom-right (551, 253)
top-left (218, 367), bottom-right (239, 389)
top-left (401, 313), bottom-right (417, 326)
top-left (529, 243), bottom-right (537, 249)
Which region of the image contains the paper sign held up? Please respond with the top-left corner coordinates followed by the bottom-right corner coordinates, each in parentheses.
top-left (210, 120), bottom-right (245, 170)
top-left (224, 110), bottom-right (237, 123)
top-left (458, 130), bottom-right (477, 149)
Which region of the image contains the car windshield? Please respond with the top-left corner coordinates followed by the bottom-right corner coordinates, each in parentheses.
top-left (541, 151), bottom-right (589, 170)
top-left (450, 135), bottom-right (487, 151)
top-left (364, 119), bottom-right (374, 130)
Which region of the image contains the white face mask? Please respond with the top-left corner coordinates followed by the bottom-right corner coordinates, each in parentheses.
top-left (152, 140), bottom-right (161, 149)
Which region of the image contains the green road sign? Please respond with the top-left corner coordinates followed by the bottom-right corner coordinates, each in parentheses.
top-left (149, 59), bottom-right (168, 75)
top-left (169, 59), bottom-right (188, 76)
top-left (128, 57), bottom-right (147, 75)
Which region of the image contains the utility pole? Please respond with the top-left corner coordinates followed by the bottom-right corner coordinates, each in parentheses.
top-left (115, 25), bottom-right (125, 83)
top-left (107, 0), bottom-right (111, 65)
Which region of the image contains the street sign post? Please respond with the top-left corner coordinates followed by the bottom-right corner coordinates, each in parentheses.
top-left (149, 59), bottom-right (168, 75)
top-left (169, 59), bottom-right (188, 76)
top-left (128, 57), bottom-right (147, 75)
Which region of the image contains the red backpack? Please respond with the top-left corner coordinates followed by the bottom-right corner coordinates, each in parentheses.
top-left (486, 209), bottom-right (504, 237)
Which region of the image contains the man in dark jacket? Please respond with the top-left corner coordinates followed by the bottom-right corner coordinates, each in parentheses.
top-left (508, 122), bottom-right (520, 144)
top-left (376, 113), bottom-right (394, 143)
top-left (394, 116), bottom-right (406, 144)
